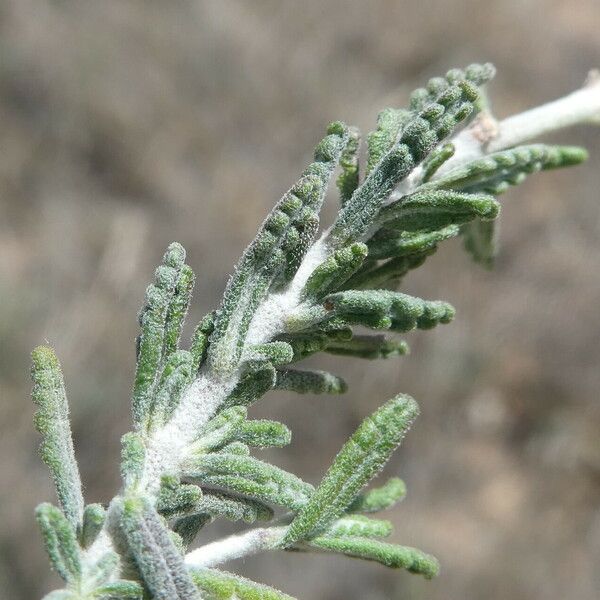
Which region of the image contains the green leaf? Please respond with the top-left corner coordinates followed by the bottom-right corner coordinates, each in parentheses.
top-left (302, 243), bottom-right (368, 301)
top-left (149, 350), bottom-right (194, 430)
top-left (118, 496), bottom-right (200, 600)
top-left (422, 143), bottom-right (455, 182)
top-left (190, 312), bottom-right (215, 372)
top-left (348, 477), bottom-right (407, 513)
top-left (208, 123), bottom-right (350, 375)
top-left (156, 476), bottom-right (203, 519)
top-left (245, 342), bottom-right (294, 366)
top-left (184, 454), bottom-right (313, 511)
top-left (427, 144), bottom-right (587, 194)
top-left (222, 362), bottom-right (277, 409)
top-left (31, 346), bottom-right (84, 531)
top-left (342, 253), bottom-right (431, 291)
top-left (92, 580), bottom-right (144, 599)
top-left (133, 243), bottom-right (193, 429)
top-left (326, 515), bottom-right (393, 538)
top-left (325, 290), bottom-right (455, 332)
top-left (173, 514), bottom-right (210, 549)
top-left (35, 503), bottom-right (81, 585)
top-left (330, 75), bottom-right (487, 248)
top-left (163, 264), bottom-right (195, 359)
top-left (337, 126), bottom-right (361, 205)
top-left (409, 63), bottom-right (495, 111)
top-left (120, 432), bottom-right (146, 488)
top-left (188, 490), bottom-right (274, 524)
top-left (236, 419), bottom-right (292, 448)
top-left (378, 190), bottom-right (499, 232)
top-left (324, 335), bottom-right (409, 360)
top-left (367, 225), bottom-right (460, 260)
top-left (275, 369), bottom-right (347, 394)
top-left (284, 394), bottom-right (419, 544)
top-left (366, 108), bottom-right (411, 174)
top-left (80, 503), bottom-right (106, 549)
top-left (461, 218), bottom-right (497, 268)
top-left (307, 536), bottom-right (439, 579)
top-left (190, 567), bottom-right (296, 600)
top-left (276, 332), bottom-right (329, 362)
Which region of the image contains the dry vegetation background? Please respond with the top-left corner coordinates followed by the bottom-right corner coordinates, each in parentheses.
top-left (1, 1), bottom-right (599, 599)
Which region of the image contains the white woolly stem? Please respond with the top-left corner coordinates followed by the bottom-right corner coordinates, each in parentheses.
top-left (487, 72), bottom-right (600, 152)
top-left (184, 526), bottom-right (287, 569)
top-left (396, 71), bottom-right (600, 197)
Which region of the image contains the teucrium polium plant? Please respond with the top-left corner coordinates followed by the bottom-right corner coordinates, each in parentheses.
top-left (30, 64), bottom-right (600, 599)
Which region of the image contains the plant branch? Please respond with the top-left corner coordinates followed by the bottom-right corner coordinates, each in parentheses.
top-left (184, 526), bottom-right (288, 569)
top-left (394, 70), bottom-right (600, 197)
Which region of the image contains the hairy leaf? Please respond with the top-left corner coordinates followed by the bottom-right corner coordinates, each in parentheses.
top-left (307, 536), bottom-right (439, 579)
top-left (190, 567), bottom-right (295, 600)
top-left (118, 496), bottom-right (200, 600)
top-left (35, 503), bottom-right (81, 585)
top-left (31, 347), bottom-right (84, 531)
top-left (284, 394), bottom-right (419, 544)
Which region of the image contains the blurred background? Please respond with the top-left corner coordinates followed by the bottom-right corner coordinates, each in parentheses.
top-left (1, 1), bottom-right (599, 598)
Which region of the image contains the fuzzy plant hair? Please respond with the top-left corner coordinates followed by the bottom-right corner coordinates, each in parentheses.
top-left (30, 64), bottom-right (600, 599)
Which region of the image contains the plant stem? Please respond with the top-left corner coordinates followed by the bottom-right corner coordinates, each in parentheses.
top-left (395, 71), bottom-right (600, 196)
top-left (184, 526), bottom-right (288, 569)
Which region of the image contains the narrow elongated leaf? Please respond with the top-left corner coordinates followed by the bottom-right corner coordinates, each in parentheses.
top-left (284, 394), bottom-right (419, 544)
top-left (324, 335), bottom-right (408, 360)
top-left (35, 503), bottom-right (81, 585)
top-left (222, 362), bottom-right (277, 408)
top-left (133, 243), bottom-right (192, 429)
top-left (366, 108), bottom-right (410, 174)
top-left (119, 496), bottom-right (200, 600)
top-left (245, 342), bottom-right (294, 366)
top-left (302, 243), bottom-right (368, 300)
top-left (461, 218), bottom-right (497, 268)
top-left (156, 476), bottom-right (203, 519)
top-left (92, 580), bottom-right (144, 599)
top-left (149, 350), bottom-right (194, 429)
top-left (120, 432), bottom-right (146, 487)
top-left (163, 264), bottom-right (195, 358)
top-left (427, 143), bottom-right (587, 194)
top-left (409, 63), bottom-right (495, 111)
top-left (307, 536), bottom-right (439, 579)
top-left (190, 491), bottom-right (274, 524)
top-left (275, 369), bottom-right (347, 394)
top-left (80, 503), bottom-right (106, 549)
top-left (325, 290), bottom-right (455, 332)
top-left (367, 225), bottom-right (459, 260)
top-left (378, 190), bottom-right (499, 232)
top-left (236, 419), bottom-right (292, 448)
top-left (190, 312), bottom-right (215, 372)
top-left (337, 126), bottom-right (361, 204)
top-left (208, 123), bottom-right (350, 375)
top-left (190, 567), bottom-right (296, 600)
top-left (348, 477), bottom-right (407, 513)
top-left (325, 515), bottom-right (393, 538)
top-left (184, 454), bottom-right (313, 511)
top-left (342, 253), bottom-right (431, 291)
top-left (173, 514), bottom-right (210, 549)
top-left (330, 75), bottom-right (485, 248)
top-left (422, 143), bottom-right (455, 182)
top-left (31, 347), bottom-right (84, 531)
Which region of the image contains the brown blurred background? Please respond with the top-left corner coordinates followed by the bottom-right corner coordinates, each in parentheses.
top-left (1, 1), bottom-right (599, 599)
